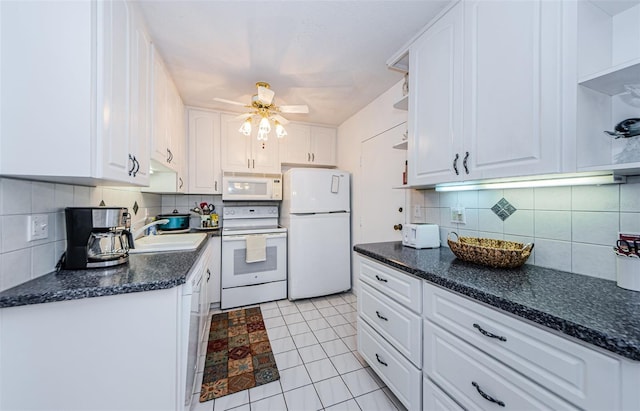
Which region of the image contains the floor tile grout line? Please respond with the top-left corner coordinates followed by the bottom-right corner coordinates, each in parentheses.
top-left (195, 292), bottom-right (358, 411)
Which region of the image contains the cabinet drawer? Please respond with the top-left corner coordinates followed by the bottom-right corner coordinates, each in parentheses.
top-left (423, 376), bottom-right (463, 411)
top-left (359, 256), bottom-right (421, 313)
top-left (423, 283), bottom-right (622, 410)
top-left (358, 319), bottom-right (421, 410)
top-left (424, 319), bottom-right (577, 410)
top-left (359, 282), bottom-right (422, 367)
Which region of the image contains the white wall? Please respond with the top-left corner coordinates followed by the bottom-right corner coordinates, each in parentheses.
top-left (407, 178), bottom-right (640, 281)
top-left (0, 178), bottom-right (162, 292)
top-left (337, 79), bottom-right (408, 294)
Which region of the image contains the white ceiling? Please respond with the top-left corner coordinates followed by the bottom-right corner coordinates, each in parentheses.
top-left (135, 1), bottom-right (451, 126)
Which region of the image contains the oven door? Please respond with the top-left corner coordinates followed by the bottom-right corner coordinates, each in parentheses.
top-left (221, 232), bottom-right (287, 288)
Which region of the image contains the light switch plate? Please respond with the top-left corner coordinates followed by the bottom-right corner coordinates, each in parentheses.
top-left (28, 214), bottom-right (49, 241)
top-left (450, 207), bottom-right (466, 224)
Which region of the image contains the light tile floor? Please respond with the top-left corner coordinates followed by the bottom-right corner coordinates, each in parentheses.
top-left (190, 292), bottom-right (408, 411)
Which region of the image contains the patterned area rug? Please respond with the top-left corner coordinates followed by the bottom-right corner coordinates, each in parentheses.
top-left (200, 307), bottom-right (280, 402)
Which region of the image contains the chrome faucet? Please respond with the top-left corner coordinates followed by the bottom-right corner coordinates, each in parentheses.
top-left (132, 219), bottom-right (170, 240)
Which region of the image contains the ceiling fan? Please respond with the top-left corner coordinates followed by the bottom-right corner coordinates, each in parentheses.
top-left (213, 82), bottom-right (309, 140)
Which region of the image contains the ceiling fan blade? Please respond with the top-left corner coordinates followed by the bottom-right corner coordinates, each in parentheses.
top-left (234, 113), bottom-right (253, 121)
top-left (257, 86), bottom-right (275, 105)
top-left (271, 114), bottom-right (289, 125)
top-left (279, 104), bottom-right (309, 114)
top-left (213, 97), bottom-right (247, 107)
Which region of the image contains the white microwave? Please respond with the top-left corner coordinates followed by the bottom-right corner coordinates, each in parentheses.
top-left (222, 172), bottom-right (283, 201)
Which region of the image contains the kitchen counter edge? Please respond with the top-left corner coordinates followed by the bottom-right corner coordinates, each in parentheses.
top-left (0, 234), bottom-right (217, 309)
top-left (354, 242), bottom-right (640, 362)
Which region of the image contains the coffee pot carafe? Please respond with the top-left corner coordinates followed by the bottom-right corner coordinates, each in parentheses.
top-left (64, 207), bottom-right (134, 269)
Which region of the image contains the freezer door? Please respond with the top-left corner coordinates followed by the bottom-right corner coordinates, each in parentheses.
top-left (288, 212), bottom-right (351, 299)
top-left (286, 168), bottom-right (350, 213)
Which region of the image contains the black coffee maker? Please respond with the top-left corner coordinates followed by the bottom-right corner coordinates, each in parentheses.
top-left (64, 207), bottom-right (134, 269)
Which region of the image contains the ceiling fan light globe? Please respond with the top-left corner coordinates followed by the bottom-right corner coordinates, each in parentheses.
top-left (275, 122), bottom-right (287, 138)
top-left (239, 119), bottom-right (252, 136)
top-left (257, 130), bottom-right (268, 141)
top-left (259, 116), bottom-right (271, 134)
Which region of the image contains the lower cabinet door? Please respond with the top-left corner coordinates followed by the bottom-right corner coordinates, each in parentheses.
top-left (423, 376), bottom-right (463, 411)
top-left (359, 282), bottom-right (422, 367)
top-left (424, 320), bottom-right (578, 410)
top-left (358, 319), bottom-right (421, 410)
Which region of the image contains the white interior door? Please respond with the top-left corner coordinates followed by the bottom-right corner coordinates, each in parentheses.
top-left (360, 123), bottom-right (407, 243)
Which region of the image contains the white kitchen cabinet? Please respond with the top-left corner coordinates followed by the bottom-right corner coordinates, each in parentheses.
top-left (359, 318), bottom-right (422, 410)
top-left (357, 255), bottom-right (422, 410)
top-left (310, 126), bottom-right (337, 166)
top-left (462, 0), bottom-right (563, 180)
top-left (128, 7), bottom-right (152, 185)
top-left (0, 0), bottom-right (150, 186)
top-left (423, 377), bottom-right (464, 411)
top-left (0, 257), bottom-right (212, 411)
top-left (220, 113), bottom-right (280, 173)
top-left (145, 50), bottom-right (186, 194)
top-left (409, 1), bottom-right (465, 185)
top-left (424, 319), bottom-right (578, 410)
top-left (280, 124), bottom-right (337, 166)
top-left (187, 109), bottom-right (222, 194)
top-left (408, 0), bottom-right (564, 186)
top-left (423, 281), bottom-right (640, 410)
top-left (150, 47), bottom-right (186, 177)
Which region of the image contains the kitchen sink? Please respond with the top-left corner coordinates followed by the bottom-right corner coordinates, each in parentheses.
top-left (129, 233), bottom-right (207, 254)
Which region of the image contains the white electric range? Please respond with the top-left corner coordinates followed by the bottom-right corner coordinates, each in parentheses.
top-left (220, 205), bottom-right (287, 309)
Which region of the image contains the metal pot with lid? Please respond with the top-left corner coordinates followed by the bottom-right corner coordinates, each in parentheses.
top-left (156, 209), bottom-right (190, 231)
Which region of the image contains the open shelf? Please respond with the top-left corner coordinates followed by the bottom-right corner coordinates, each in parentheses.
top-left (392, 140), bottom-right (408, 150)
top-left (393, 95), bottom-right (409, 110)
top-left (578, 58), bottom-right (640, 96)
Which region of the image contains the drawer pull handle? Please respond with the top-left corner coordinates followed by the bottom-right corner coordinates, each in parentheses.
top-left (375, 353), bottom-right (388, 367)
top-left (473, 323), bottom-right (507, 342)
top-left (472, 382), bottom-right (505, 407)
top-left (375, 275), bottom-right (388, 283)
top-left (375, 311), bottom-right (388, 321)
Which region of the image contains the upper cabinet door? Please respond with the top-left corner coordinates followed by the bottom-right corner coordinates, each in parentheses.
top-left (99, 0), bottom-right (132, 182)
top-left (188, 109), bottom-right (221, 194)
top-left (128, 6), bottom-right (151, 185)
top-left (220, 113), bottom-right (281, 173)
top-left (409, 1), bottom-right (464, 186)
top-left (251, 137), bottom-right (280, 173)
top-left (463, 0), bottom-right (562, 179)
top-left (151, 48), bottom-right (169, 165)
top-left (220, 114), bottom-right (252, 171)
top-left (310, 126), bottom-right (337, 166)
top-left (279, 123), bottom-right (311, 164)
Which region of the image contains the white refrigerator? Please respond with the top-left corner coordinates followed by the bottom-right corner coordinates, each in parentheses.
top-left (280, 168), bottom-right (351, 300)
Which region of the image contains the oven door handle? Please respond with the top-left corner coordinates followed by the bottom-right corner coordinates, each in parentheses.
top-left (222, 233), bottom-right (288, 241)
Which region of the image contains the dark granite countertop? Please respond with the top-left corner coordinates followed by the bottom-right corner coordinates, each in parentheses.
top-left (0, 234), bottom-right (218, 309)
top-left (354, 242), bottom-right (640, 362)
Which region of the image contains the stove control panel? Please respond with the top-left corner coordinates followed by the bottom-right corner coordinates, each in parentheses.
top-left (222, 206), bottom-right (279, 220)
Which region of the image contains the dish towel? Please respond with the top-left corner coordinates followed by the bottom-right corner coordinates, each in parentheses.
top-left (245, 235), bottom-right (267, 263)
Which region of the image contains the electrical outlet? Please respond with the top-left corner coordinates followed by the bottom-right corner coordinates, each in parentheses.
top-left (28, 214), bottom-right (49, 241)
top-left (414, 206), bottom-right (422, 219)
top-left (450, 207), bottom-right (466, 224)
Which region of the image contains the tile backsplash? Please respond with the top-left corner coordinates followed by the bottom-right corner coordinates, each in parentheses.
top-left (0, 177), bottom-right (229, 293)
top-left (0, 178), bottom-right (162, 292)
top-left (409, 177), bottom-right (640, 281)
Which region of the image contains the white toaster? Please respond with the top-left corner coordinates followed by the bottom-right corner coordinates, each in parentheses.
top-left (402, 223), bottom-right (440, 249)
